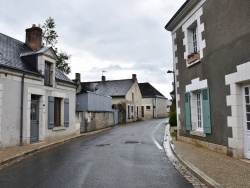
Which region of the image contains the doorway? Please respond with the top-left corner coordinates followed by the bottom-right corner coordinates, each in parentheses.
top-left (30, 95), bottom-right (39, 142)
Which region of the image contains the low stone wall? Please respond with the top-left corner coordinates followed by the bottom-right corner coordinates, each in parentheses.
top-left (177, 135), bottom-right (228, 156)
top-left (85, 112), bottom-right (114, 132)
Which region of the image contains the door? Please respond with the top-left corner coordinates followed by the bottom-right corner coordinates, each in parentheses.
top-left (30, 100), bottom-right (39, 142)
top-left (244, 86), bottom-right (250, 159)
top-left (141, 106), bottom-right (144, 118)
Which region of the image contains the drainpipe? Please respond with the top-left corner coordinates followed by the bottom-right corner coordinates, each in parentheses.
top-left (20, 73), bottom-right (25, 146)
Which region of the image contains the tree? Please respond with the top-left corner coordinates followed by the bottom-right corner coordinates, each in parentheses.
top-left (41, 17), bottom-right (71, 74)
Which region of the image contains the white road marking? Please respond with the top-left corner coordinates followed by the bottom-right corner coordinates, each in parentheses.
top-left (151, 122), bottom-right (164, 150)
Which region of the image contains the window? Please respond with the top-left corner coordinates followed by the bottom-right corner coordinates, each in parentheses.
top-left (54, 98), bottom-right (61, 127)
top-left (185, 88), bottom-right (211, 134)
top-left (196, 93), bottom-right (203, 130)
top-left (244, 87), bottom-right (250, 130)
top-left (44, 61), bottom-right (52, 86)
top-left (186, 22), bottom-right (201, 65)
top-left (193, 27), bottom-right (198, 52)
top-left (146, 105), bottom-right (151, 110)
top-left (48, 97), bottom-right (69, 129)
top-left (127, 105), bottom-right (130, 119)
top-left (132, 92), bottom-right (134, 101)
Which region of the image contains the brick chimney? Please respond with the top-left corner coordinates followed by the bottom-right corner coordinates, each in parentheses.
top-left (102, 76), bottom-right (106, 81)
top-left (25, 24), bottom-right (42, 51)
top-left (75, 73), bottom-right (81, 82)
top-left (132, 74), bottom-right (137, 82)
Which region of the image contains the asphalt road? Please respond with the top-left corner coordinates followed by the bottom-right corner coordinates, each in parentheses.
top-left (0, 119), bottom-right (193, 188)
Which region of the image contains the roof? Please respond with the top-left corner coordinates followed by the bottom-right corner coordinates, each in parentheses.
top-left (165, 0), bottom-right (200, 31)
top-left (0, 33), bottom-right (40, 73)
top-left (80, 79), bottom-right (134, 97)
top-left (138, 82), bottom-right (166, 98)
top-left (0, 32), bottom-right (73, 84)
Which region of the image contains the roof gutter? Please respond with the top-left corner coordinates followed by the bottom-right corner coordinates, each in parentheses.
top-left (0, 64), bottom-right (43, 77)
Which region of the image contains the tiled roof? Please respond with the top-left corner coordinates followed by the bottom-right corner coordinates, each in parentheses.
top-left (55, 67), bottom-right (74, 83)
top-left (139, 82), bottom-right (166, 98)
top-left (0, 33), bottom-right (39, 73)
top-left (0, 33), bottom-right (73, 83)
top-left (81, 79), bottom-right (134, 97)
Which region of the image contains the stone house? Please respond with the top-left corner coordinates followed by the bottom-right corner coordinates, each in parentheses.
top-left (138, 83), bottom-right (169, 119)
top-left (166, 0), bottom-right (250, 159)
top-left (0, 25), bottom-right (76, 149)
top-left (78, 74), bottom-right (142, 123)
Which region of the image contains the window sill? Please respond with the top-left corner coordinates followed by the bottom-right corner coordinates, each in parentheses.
top-left (190, 130), bottom-right (206, 137)
top-left (186, 58), bottom-right (201, 67)
top-left (53, 126), bottom-right (66, 131)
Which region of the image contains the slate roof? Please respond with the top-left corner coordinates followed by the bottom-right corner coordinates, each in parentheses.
top-left (138, 82), bottom-right (166, 98)
top-left (0, 33), bottom-right (39, 73)
top-left (80, 79), bottom-right (134, 97)
top-left (0, 32), bottom-right (73, 84)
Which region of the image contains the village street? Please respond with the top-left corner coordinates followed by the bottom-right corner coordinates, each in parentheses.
top-left (0, 119), bottom-right (192, 188)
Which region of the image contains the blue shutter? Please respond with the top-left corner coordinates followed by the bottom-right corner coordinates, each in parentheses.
top-left (64, 98), bottom-right (69, 127)
top-left (48, 96), bottom-right (54, 129)
top-left (185, 92), bottom-right (192, 131)
top-left (202, 88), bottom-right (211, 133)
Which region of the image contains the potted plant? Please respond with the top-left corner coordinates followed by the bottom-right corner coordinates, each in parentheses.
top-left (187, 51), bottom-right (200, 64)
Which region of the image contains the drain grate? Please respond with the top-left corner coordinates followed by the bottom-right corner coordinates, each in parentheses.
top-left (124, 141), bottom-right (141, 144)
top-left (95, 144), bottom-right (112, 147)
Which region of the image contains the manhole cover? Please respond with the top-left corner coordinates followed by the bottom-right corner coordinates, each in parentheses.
top-left (124, 141), bottom-right (141, 144)
top-left (95, 144), bottom-right (112, 147)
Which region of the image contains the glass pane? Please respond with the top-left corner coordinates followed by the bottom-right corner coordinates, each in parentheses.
top-left (247, 114), bottom-right (250, 121)
top-left (245, 87), bottom-right (249, 95)
top-left (246, 105), bottom-right (250, 112)
top-left (245, 96), bottom-right (250, 104)
top-left (247, 122), bottom-right (250, 130)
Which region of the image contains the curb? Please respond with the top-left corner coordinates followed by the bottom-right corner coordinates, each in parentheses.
top-left (0, 127), bottom-right (112, 168)
top-left (166, 125), bottom-right (223, 188)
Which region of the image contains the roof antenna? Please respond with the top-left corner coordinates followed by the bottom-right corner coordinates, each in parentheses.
top-left (102, 70), bottom-right (106, 76)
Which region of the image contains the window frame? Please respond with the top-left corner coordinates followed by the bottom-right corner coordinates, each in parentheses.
top-left (44, 61), bottom-right (52, 86)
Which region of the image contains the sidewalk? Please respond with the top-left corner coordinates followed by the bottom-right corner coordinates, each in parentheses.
top-left (0, 128), bottom-right (111, 169)
top-left (167, 126), bottom-right (250, 188)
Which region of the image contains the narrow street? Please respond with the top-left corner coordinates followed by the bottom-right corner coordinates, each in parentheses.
top-left (0, 119), bottom-right (192, 188)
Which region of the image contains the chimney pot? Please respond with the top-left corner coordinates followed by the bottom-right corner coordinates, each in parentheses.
top-left (102, 76), bottom-right (106, 81)
top-left (25, 25), bottom-right (42, 51)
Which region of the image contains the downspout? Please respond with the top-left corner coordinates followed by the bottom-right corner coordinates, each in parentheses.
top-left (20, 73), bottom-right (25, 146)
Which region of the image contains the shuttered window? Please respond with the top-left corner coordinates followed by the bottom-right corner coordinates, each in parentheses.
top-left (202, 88), bottom-right (211, 133)
top-left (185, 92), bottom-right (191, 131)
top-left (48, 96), bottom-right (70, 129)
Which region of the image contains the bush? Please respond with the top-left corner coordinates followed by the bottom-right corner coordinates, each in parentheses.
top-left (169, 111), bottom-right (177, 127)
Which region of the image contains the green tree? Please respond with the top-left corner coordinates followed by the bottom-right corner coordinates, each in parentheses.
top-left (41, 17), bottom-right (71, 74)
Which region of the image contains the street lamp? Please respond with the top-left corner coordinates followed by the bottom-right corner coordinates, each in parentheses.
top-left (167, 70), bottom-right (175, 100)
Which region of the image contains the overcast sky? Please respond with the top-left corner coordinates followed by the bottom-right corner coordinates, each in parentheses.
top-left (0, 0), bottom-right (185, 98)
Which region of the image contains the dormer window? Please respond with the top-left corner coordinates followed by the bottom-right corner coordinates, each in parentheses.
top-left (44, 61), bottom-right (52, 86)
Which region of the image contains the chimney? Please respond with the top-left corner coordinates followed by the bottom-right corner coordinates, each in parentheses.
top-left (102, 76), bottom-right (106, 81)
top-left (25, 24), bottom-right (42, 51)
top-left (132, 74), bottom-right (137, 82)
top-left (75, 73), bottom-right (81, 82)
